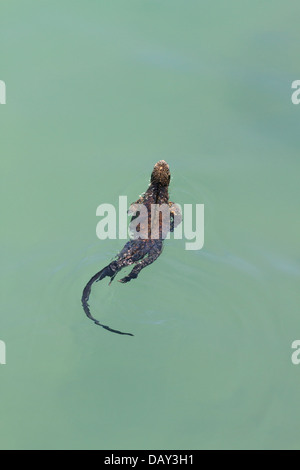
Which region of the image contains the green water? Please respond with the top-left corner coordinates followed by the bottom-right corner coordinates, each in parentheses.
top-left (1, 0), bottom-right (300, 450)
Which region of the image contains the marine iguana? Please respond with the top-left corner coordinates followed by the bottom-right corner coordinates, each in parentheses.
top-left (81, 160), bottom-right (181, 336)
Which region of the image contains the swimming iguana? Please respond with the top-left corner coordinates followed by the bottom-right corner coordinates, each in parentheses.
top-left (81, 160), bottom-right (181, 336)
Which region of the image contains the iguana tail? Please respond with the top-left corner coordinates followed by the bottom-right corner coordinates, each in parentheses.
top-left (81, 265), bottom-right (134, 336)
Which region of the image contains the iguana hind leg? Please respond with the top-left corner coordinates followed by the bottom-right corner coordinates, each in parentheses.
top-left (118, 243), bottom-right (162, 284)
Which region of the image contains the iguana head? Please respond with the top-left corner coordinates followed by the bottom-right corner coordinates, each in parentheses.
top-left (151, 160), bottom-right (170, 186)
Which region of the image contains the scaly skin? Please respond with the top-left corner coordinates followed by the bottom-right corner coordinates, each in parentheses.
top-left (81, 160), bottom-right (181, 336)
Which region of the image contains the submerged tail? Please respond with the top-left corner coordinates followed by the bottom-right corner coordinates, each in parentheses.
top-left (81, 265), bottom-right (134, 337)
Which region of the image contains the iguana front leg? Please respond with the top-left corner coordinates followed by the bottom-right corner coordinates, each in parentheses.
top-left (127, 195), bottom-right (145, 217)
top-left (169, 202), bottom-right (182, 232)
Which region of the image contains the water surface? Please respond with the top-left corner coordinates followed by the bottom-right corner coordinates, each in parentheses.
top-left (0, 0), bottom-right (300, 450)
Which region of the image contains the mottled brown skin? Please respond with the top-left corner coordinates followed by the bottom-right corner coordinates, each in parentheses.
top-left (81, 160), bottom-right (181, 336)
